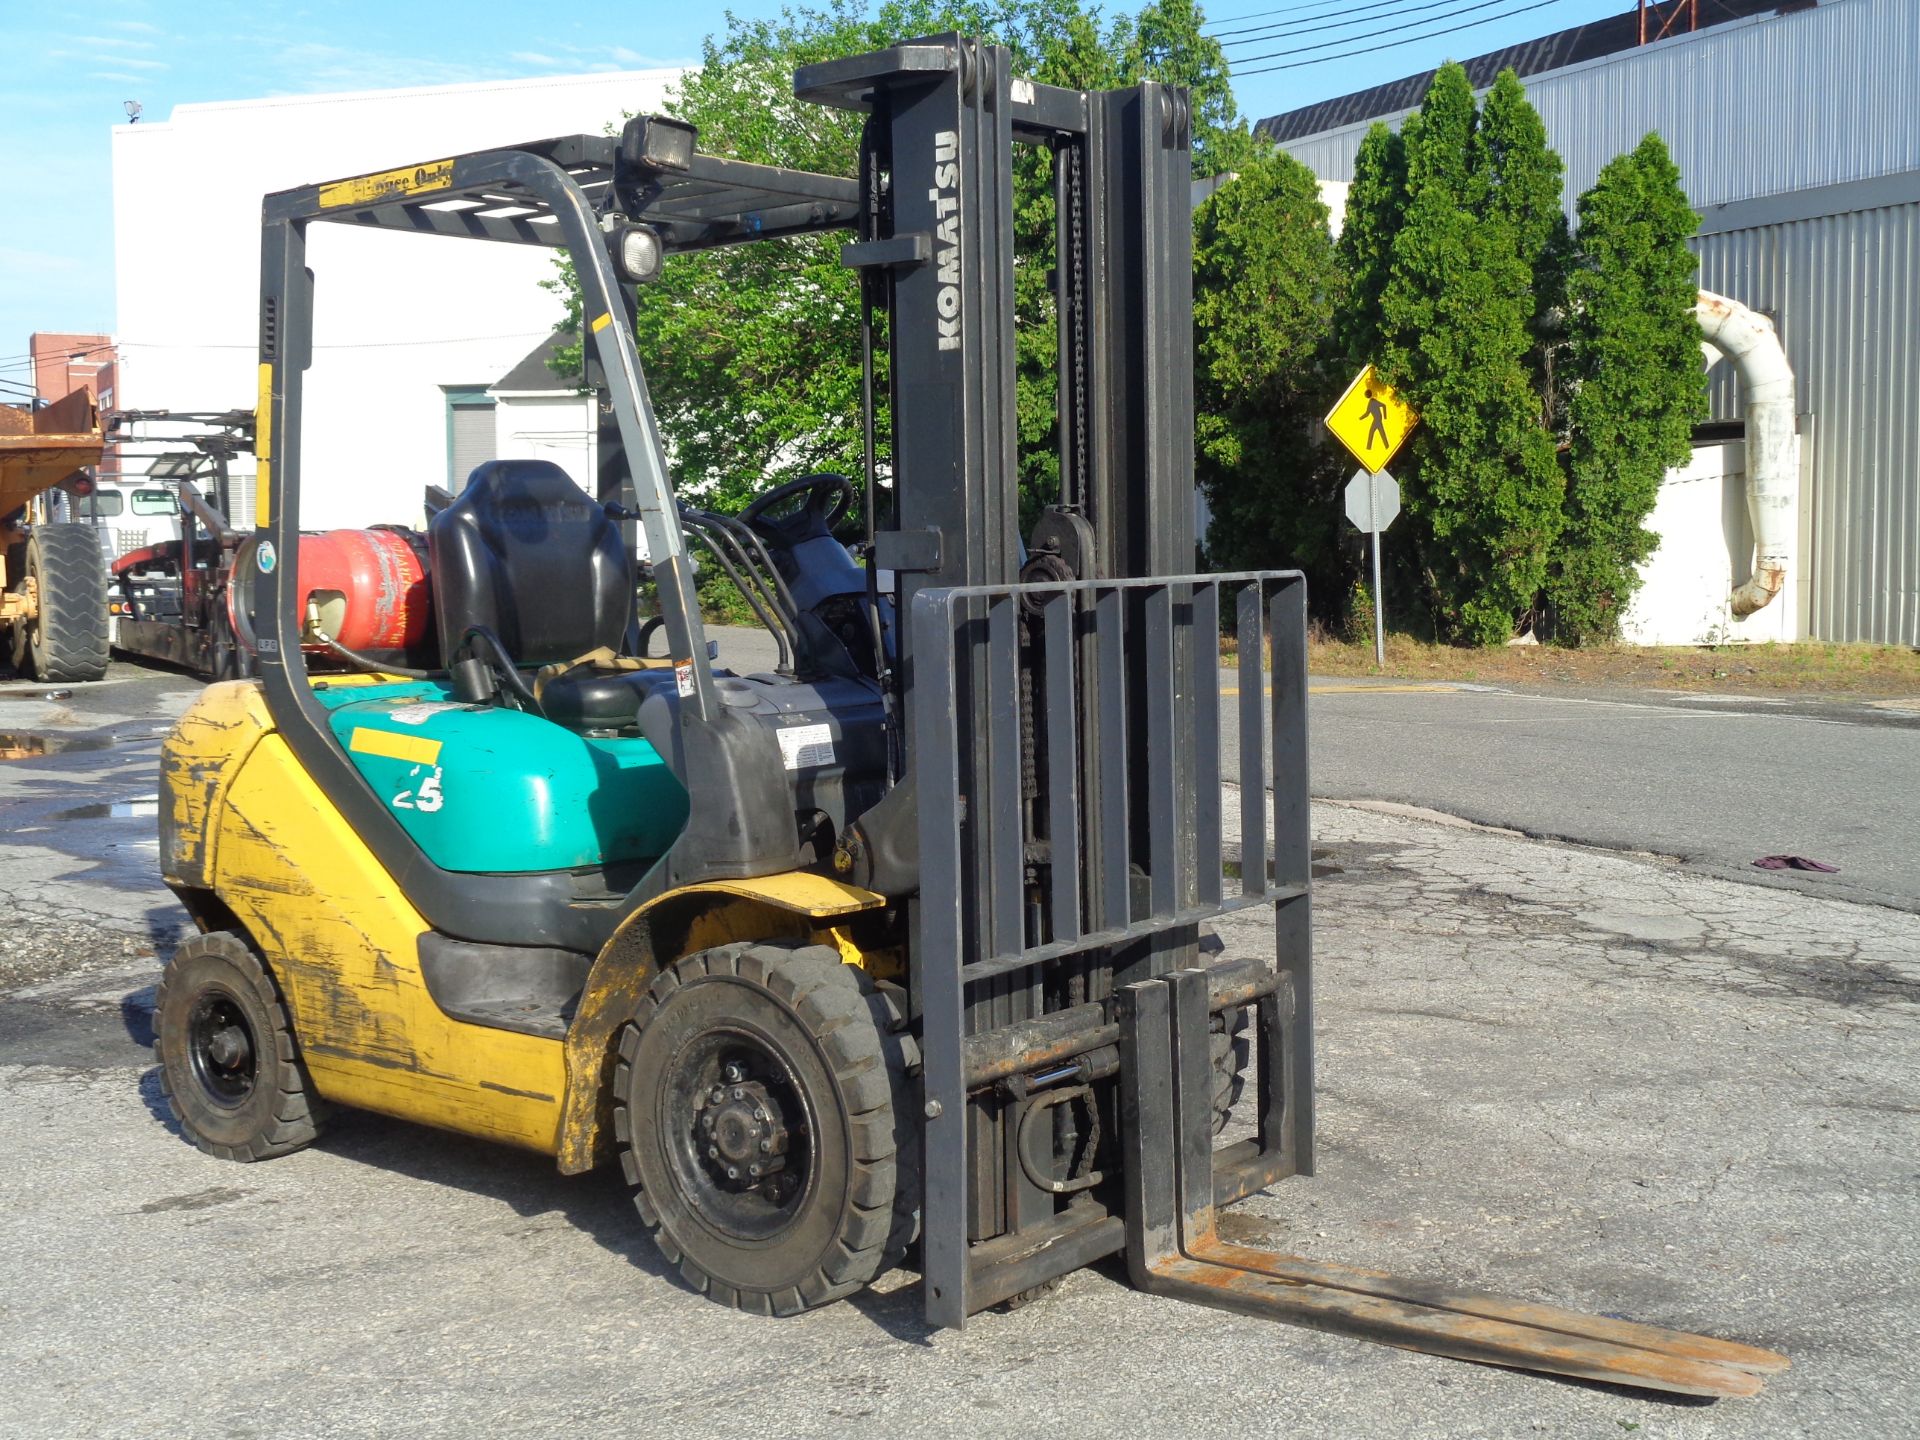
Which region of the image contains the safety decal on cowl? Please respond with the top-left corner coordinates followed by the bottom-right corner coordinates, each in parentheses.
top-left (777, 723), bottom-right (835, 770)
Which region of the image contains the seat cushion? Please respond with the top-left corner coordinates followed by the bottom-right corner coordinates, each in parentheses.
top-left (537, 667), bottom-right (682, 731)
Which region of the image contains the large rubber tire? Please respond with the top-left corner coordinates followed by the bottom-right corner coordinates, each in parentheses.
top-left (614, 942), bottom-right (919, 1316)
top-left (154, 931), bottom-right (330, 1161)
top-left (20, 524), bottom-right (109, 682)
top-left (1212, 1004), bottom-right (1251, 1135)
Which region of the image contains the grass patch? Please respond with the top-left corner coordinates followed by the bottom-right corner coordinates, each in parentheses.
top-left (1227, 631), bottom-right (1920, 696)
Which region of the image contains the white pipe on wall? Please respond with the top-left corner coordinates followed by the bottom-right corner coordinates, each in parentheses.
top-left (1694, 290), bottom-right (1796, 617)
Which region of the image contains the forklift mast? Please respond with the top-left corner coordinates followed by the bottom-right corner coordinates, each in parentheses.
top-left (801, 39), bottom-right (1312, 1325)
top-left (803, 36), bottom-right (1199, 692)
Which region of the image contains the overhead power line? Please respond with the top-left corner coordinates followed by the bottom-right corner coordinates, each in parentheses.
top-left (1205, 0), bottom-right (1360, 34)
top-left (1220, 0), bottom-right (1503, 52)
top-left (0, 343), bottom-right (115, 373)
top-left (1233, 0), bottom-right (1573, 74)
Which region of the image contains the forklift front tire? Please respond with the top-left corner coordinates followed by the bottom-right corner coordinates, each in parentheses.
top-left (154, 931), bottom-right (331, 1161)
top-left (614, 942), bottom-right (918, 1316)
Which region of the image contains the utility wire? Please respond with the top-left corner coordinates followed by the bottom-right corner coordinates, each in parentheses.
top-left (1220, 0), bottom-right (1504, 51)
top-left (1232, 0), bottom-right (1572, 73)
top-left (0, 343), bottom-right (114, 370)
top-left (1205, 0), bottom-right (1364, 33)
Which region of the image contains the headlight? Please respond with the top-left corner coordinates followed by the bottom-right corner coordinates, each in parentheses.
top-left (619, 114), bottom-right (696, 172)
top-left (617, 224), bottom-right (664, 284)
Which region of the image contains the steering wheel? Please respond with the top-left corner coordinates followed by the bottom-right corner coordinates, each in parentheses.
top-left (739, 472), bottom-right (855, 544)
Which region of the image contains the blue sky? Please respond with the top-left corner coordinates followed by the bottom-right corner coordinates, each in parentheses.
top-left (0, 0), bottom-right (1632, 382)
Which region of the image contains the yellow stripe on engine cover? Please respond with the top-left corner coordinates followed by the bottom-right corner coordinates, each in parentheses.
top-left (348, 726), bottom-right (441, 765)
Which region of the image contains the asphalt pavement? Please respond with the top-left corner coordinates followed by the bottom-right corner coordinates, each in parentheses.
top-left (1228, 676), bottom-right (1920, 913)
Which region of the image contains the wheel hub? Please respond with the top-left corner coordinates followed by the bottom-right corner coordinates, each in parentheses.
top-left (664, 1037), bottom-right (813, 1239)
top-left (187, 991), bottom-right (258, 1107)
top-left (699, 1072), bottom-right (791, 1185)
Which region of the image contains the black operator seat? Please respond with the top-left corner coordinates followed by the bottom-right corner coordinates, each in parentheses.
top-left (428, 459), bottom-right (672, 730)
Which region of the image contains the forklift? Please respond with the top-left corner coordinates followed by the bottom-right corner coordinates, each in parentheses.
top-left (106, 409), bottom-right (261, 680)
top-left (153, 35), bottom-right (1786, 1396)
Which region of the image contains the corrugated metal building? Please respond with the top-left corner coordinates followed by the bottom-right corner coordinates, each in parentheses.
top-left (1257, 0), bottom-right (1920, 646)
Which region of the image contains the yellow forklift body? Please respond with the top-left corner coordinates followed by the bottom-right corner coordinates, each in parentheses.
top-left (162, 681), bottom-right (887, 1158)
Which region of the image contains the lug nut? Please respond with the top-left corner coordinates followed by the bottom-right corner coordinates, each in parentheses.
top-left (726, 1166), bottom-right (739, 1180)
top-left (707, 1146), bottom-right (719, 1159)
top-left (748, 1163), bottom-right (762, 1177)
top-left (723, 1062), bottom-right (746, 1083)
top-left (730, 1087), bottom-right (744, 1101)
top-left (758, 1139), bottom-right (772, 1153)
top-left (710, 1087), bottom-right (726, 1104)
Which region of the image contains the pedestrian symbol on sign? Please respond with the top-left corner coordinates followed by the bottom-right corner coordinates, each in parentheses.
top-left (1363, 389), bottom-right (1390, 452)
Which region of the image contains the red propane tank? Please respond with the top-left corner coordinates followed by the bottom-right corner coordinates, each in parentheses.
top-left (294, 528), bottom-right (431, 652)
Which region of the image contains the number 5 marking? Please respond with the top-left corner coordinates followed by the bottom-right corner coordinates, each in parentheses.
top-left (393, 765), bottom-right (445, 813)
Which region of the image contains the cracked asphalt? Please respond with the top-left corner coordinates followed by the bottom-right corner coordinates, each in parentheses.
top-left (2, 660), bottom-right (1917, 1438)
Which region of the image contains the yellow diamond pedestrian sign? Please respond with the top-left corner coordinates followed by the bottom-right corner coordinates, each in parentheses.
top-left (1324, 365), bottom-right (1417, 474)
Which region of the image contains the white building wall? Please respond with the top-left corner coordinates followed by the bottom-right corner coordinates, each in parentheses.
top-left (490, 392), bottom-right (597, 490)
top-left (111, 68), bottom-right (678, 532)
top-left (1623, 440), bottom-right (1801, 646)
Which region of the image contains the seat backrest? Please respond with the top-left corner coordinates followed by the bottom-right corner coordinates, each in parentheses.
top-left (429, 459), bottom-right (631, 668)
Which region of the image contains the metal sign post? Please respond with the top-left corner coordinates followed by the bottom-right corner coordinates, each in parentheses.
top-left (1328, 363), bottom-right (1415, 671)
top-left (1342, 468), bottom-right (1400, 668)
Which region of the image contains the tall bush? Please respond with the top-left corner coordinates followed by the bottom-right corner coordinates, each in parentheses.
top-left (1191, 150), bottom-right (1345, 596)
top-left (1376, 62), bottom-right (1563, 645)
top-left (1551, 134), bottom-right (1705, 642)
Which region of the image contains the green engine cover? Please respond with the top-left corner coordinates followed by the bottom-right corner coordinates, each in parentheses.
top-left (316, 679), bottom-right (688, 874)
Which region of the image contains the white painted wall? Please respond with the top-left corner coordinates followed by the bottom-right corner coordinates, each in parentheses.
top-left (1622, 439), bottom-right (1802, 646)
top-left (491, 392), bottom-right (596, 489)
top-left (111, 68), bottom-right (678, 532)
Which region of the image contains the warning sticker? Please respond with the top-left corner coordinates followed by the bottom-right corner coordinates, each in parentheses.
top-left (777, 723), bottom-right (836, 770)
top-left (386, 702), bottom-right (469, 726)
top-left (675, 661), bottom-right (696, 698)
top-left (318, 159), bottom-right (457, 209)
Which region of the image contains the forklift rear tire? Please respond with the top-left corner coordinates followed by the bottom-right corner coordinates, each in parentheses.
top-left (19, 525), bottom-right (109, 682)
top-left (154, 932), bottom-right (331, 1161)
top-left (1213, 1005), bottom-right (1250, 1135)
top-left (614, 942), bottom-right (918, 1316)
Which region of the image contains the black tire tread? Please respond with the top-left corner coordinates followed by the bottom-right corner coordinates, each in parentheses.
top-left (1212, 1005), bottom-right (1251, 1135)
top-left (154, 930), bottom-right (330, 1161)
top-left (25, 524), bottom-right (108, 682)
top-left (613, 941), bottom-right (919, 1317)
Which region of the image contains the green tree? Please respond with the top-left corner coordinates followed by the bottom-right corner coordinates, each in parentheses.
top-left (1331, 122), bottom-right (1405, 374)
top-left (1191, 150), bottom-right (1345, 596)
top-left (546, 0), bottom-right (1245, 521)
top-left (1476, 70), bottom-right (1569, 429)
top-left (1124, 0), bottom-right (1243, 176)
top-left (1377, 62), bottom-right (1564, 645)
top-left (1550, 134), bottom-right (1704, 643)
